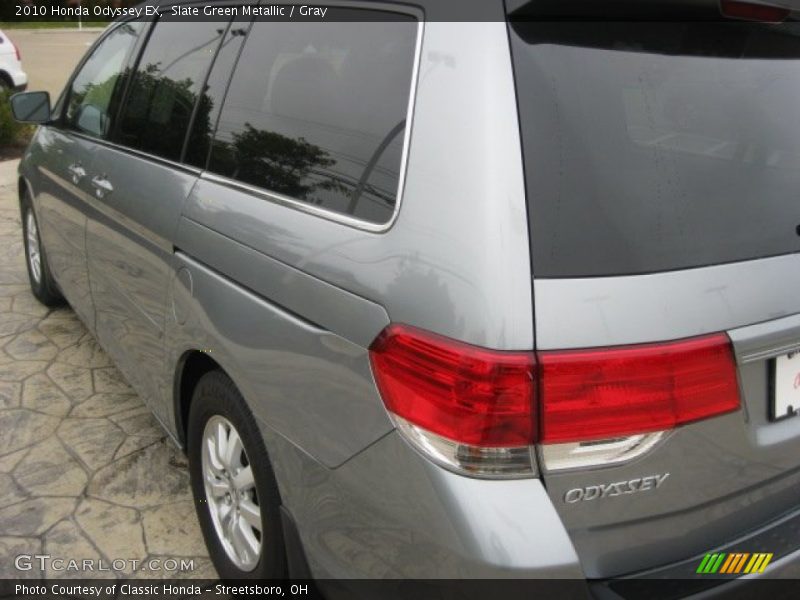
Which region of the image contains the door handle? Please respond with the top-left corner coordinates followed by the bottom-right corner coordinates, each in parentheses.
top-left (91, 175), bottom-right (114, 199)
top-left (67, 163), bottom-right (85, 184)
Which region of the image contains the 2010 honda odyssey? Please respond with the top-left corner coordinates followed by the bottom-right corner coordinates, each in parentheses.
top-left (10, 0), bottom-right (800, 594)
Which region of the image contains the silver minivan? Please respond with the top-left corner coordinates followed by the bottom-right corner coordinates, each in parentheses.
top-left (10, 0), bottom-right (800, 593)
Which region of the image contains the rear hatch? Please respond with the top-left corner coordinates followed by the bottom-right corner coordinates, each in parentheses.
top-left (506, 1), bottom-right (800, 578)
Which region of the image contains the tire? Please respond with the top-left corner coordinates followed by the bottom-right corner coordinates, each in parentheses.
top-left (187, 370), bottom-right (287, 580)
top-left (20, 192), bottom-right (64, 306)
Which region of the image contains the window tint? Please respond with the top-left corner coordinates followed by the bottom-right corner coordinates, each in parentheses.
top-left (64, 22), bottom-right (143, 138)
top-left (509, 21), bottom-right (800, 277)
top-left (206, 14), bottom-right (417, 224)
top-left (115, 19), bottom-right (228, 161)
top-left (184, 21), bottom-right (252, 168)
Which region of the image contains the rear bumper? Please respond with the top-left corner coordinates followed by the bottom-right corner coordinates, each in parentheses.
top-left (259, 418), bottom-right (800, 589)
top-left (746, 545), bottom-right (800, 579)
top-left (258, 423), bottom-right (584, 579)
top-left (592, 550), bottom-right (800, 599)
top-left (594, 506), bottom-right (800, 599)
top-left (8, 68), bottom-right (26, 89)
top-left (1, 66), bottom-right (27, 90)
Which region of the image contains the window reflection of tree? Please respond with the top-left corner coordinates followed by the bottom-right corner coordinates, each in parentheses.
top-left (211, 124), bottom-right (346, 201)
top-left (114, 24), bottom-right (225, 160)
top-left (116, 63), bottom-right (201, 159)
top-left (209, 120), bottom-right (403, 215)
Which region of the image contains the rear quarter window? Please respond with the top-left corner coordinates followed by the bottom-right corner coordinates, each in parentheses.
top-left (204, 11), bottom-right (418, 225)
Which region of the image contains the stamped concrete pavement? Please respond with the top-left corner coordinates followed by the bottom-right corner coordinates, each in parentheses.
top-left (0, 159), bottom-right (216, 579)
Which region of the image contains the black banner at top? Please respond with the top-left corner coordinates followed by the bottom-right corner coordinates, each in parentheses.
top-left (3, 0), bottom-right (799, 23)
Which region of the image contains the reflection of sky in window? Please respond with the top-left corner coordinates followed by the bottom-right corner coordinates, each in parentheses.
top-left (611, 51), bottom-right (800, 170)
top-left (514, 24), bottom-right (800, 276)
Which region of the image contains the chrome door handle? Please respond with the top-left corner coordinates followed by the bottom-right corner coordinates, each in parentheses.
top-left (67, 163), bottom-right (85, 184)
top-left (91, 175), bottom-right (114, 198)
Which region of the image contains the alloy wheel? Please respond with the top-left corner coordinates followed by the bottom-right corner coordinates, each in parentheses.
top-left (201, 415), bottom-right (263, 571)
top-left (25, 209), bottom-right (42, 285)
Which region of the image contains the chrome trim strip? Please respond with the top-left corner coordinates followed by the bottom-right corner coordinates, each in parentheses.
top-left (740, 342), bottom-right (800, 364)
top-left (199, 18), bottom-right (425, 234)
top-left (729, 312), bottom-right (800, 364)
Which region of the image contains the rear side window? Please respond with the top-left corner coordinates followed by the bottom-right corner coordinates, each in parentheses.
top-left (509, 21), bottom-right (800, 277)
top-left (64, 22), bottom-right (143, 138)
top-left (205, 12), bottom-right (417, 225)
top-left (114, 19), bottom-right (228, 161)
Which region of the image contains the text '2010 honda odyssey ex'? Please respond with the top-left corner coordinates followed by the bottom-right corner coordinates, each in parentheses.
top-left (10, 0), bottom-right (800, 595)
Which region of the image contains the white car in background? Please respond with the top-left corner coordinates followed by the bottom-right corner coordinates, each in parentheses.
top-left (0, 30), bottom-right (27, 91)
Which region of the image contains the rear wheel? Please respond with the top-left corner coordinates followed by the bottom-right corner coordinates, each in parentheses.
top-left (187, 370), bottom-right (286, 579)
top-left (21, 193), bottom-right (63, 306)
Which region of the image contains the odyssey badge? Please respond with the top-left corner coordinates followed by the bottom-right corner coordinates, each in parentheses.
top-left (564, 473), bottom-right (670, 503)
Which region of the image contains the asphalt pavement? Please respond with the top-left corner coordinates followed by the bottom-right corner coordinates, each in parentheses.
top-left (6, 29), bottom-right (104, 98)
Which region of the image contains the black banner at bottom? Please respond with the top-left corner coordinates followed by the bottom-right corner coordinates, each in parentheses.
top-left (2, 578), bottom-right (800, 600)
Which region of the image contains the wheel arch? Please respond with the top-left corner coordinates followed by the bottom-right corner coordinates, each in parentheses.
top-left (173, 349), bottom-right (224, 448)
top-left (18, 175), bottom-right (33, 206)
top-left (0, 70), bottom-right (14, 89)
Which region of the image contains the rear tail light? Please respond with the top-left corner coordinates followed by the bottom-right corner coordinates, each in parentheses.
top-left (538, 333), bottom-right (741, 444)
top-left (369, 326), bottom-right (741, 478)
top-left (369, 324), bottom-right (536, 477)
top-left (720, 0), bottom-right (790, 22)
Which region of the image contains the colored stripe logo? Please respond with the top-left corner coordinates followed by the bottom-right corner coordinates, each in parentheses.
top-left (696, 552), bottom-right (773, 574)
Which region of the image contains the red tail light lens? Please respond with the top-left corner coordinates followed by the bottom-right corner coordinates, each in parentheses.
top-left (720, 0), bottom-right (790, 22)
top-left (539, 333), bottom-right (741, 444)
top-left (369, 324), bottom-right (536, 447)
top-left (369, 325), bottom-right (741, 475)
